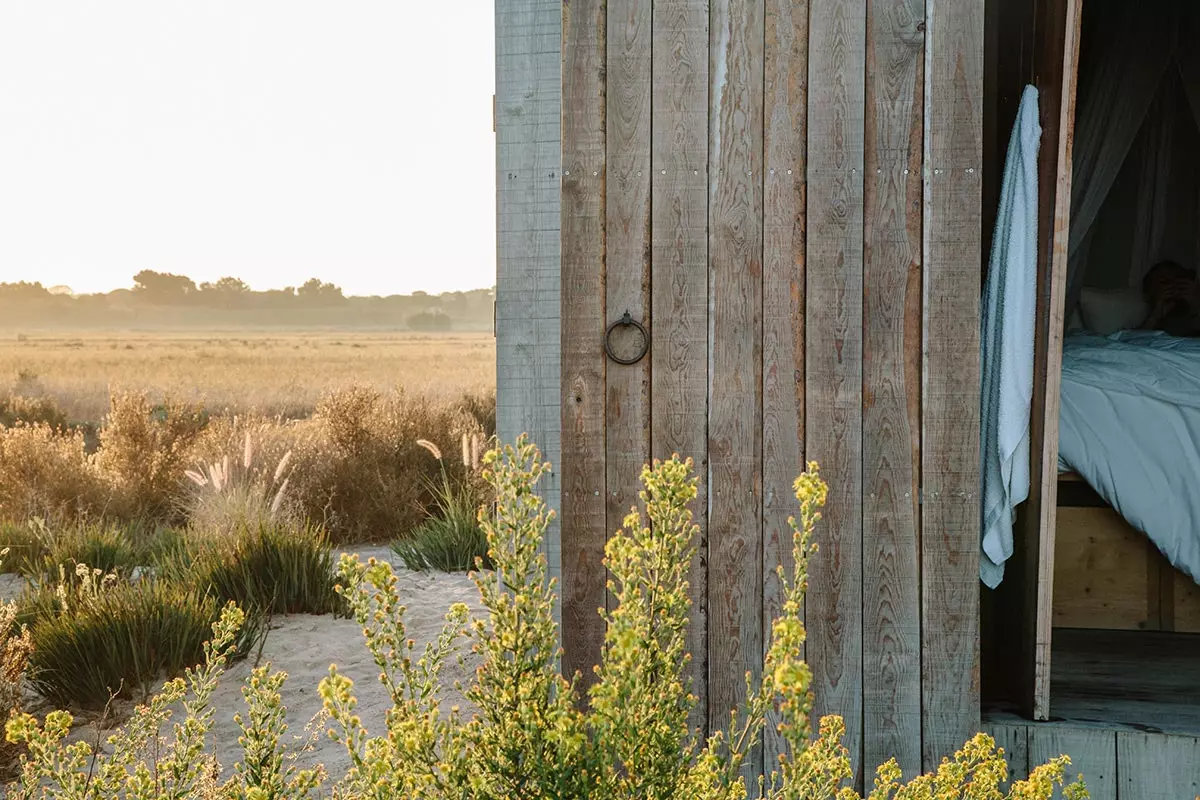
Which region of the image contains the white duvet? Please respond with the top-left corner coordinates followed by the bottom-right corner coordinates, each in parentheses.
top-left (1058, 330), bottom-right (1200, 583)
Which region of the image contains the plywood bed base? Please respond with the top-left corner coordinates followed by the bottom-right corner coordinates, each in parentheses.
top-left (1054, 472), bottom-right (1200, 632)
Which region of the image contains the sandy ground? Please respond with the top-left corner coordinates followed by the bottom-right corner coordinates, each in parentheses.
top-left (5, 546), bottom-right (484, 786)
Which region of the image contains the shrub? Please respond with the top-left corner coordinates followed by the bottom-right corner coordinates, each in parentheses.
top-left (93, 391), bottom-right (208, 521)
top-left (0, 394), bottom-right (68, 430)
top-left (182, 519), bottom-right (343, 617)
top-left (5, 440), bottom-right (1090, 799)
top-left (391, 439), bottom-right (491, 572)
top-left (0, 424), bottom-right (106, 523)
top-left (24, 565), bottom-right (219, 708)
top-left (0, 553), bottom-right (33, 776)
top-left (293, 386), bottom-right (477, 543)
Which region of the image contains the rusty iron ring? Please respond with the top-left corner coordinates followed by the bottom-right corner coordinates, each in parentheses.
top-left (604, 310), bottom-right (649, 365)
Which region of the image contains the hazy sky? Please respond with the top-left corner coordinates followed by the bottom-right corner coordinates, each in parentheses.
top-left (0, 2), bottom-right (495, 296)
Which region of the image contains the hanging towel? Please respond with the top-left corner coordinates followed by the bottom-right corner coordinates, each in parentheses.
top-left (980, 85), bottom-right (1041, 588)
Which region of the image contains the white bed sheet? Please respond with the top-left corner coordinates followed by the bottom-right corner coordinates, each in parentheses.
top-left (1057, 330), bottom-right (1200, 583)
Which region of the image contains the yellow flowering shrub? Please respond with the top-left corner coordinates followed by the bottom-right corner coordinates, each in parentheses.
top-left (3, 436), bottom-right (1090, 799)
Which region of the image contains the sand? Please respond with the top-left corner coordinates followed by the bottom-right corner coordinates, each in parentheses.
top-left (6, 546), bottom-right (484, 785)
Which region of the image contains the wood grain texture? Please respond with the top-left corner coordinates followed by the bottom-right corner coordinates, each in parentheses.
top-left (862, 0), bottom-right (923, 778)
top-left (560, 0), bottom-right (608, 689)
top-left (1022, 0), bottom-right (1082, 722)
top-left (762, 0), bottom-right (809, 768)
top-left (708, 0), bottom-right (765, 780)
top-left (651, 0), bottom-right (710, 736)
top-left (1116, 732), bottom-right (1200, 800)
top-left (920, 0), bottom-right (983, 770)
top-left (805, 0), bottom-right (867, 785)
top-left (982, 722), bottom-right (1027, 793)
top-left (1051, 506), bottom-right (1157, 631)
top-left (495, 0), bottom-right (564, 622)
top-left (605, 0), bottom-right (652, 620)
top-left (1028, 727), bottom-right (1115, 800)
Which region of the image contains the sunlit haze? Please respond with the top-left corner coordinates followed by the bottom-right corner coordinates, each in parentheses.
top-left (0, 2), bottom-right (495, 296)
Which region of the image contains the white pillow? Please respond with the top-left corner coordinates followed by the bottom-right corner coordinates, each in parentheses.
top-left (1078, 286), bottom-right (1148, 335)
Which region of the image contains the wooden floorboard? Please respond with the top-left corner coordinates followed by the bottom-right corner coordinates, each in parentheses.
top-left (1028, 727), bottom-right (1115, 800)
top-left (1116, 731), bottom-right (1200, 799)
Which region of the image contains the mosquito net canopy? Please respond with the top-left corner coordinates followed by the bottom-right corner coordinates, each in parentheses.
top-left (1065, 0), bottom-right (1200, 314)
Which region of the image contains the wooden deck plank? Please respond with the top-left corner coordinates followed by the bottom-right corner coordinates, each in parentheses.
top-left (805, 0), bottom-right (867, 785)
top-left (1028, 727), bottom-right (1116, 800)
top-left (982, 722), bottom-right (1027, 794)
top-left (762, 0), bottom-right (809, 768)
top-left (560, 0), bottom-right (608, 689)
top-left (708, 0), bottom-right (765, 779)
top-left (605, 0), bottom-right (652, 619)
top-left (495, 0), bottom-right (564, 622)
top-left (1116, 732), bottom-right (1200, 799)
top-left (651, 0), bottom-right (711, 736)
top-left (862, 0), bottom-right (924, 778)
top-left (920, 0), bottom-right (984, 770)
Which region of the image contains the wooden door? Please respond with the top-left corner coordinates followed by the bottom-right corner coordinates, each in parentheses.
top-left (1018, 0), bottom-right (1083, 721)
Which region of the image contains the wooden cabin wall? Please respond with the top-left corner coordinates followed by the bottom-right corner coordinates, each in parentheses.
top-left (495, 0), bottom-right (564, 622)
top-left (549, 0), bottom-right (984, 787)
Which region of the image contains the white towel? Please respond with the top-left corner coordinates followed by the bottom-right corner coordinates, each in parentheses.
top-left (980, 85), bottom-right (1041, 588)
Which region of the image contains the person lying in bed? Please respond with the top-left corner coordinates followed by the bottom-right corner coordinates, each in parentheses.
top-left (1141, 260), bottom-right (1200, 337)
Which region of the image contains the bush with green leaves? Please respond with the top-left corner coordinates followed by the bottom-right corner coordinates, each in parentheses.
top-left (5, 438), bottom-right (1089, 799)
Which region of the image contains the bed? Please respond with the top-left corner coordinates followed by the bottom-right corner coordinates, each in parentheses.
top-left (1055, 330), bottom-right (1200, 630)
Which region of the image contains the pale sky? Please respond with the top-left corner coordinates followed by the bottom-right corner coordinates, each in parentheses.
top-left (0, 2), bottom-right (495, 297)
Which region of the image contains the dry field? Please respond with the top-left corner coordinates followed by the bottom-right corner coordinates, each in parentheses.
top-left (0, 331), bottom-right (495, 423)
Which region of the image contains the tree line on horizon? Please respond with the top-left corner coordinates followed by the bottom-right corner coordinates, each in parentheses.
top-left (0, 271), bottom-right (494, 331)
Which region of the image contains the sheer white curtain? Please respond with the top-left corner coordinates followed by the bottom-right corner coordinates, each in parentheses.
top-left (1064, 3), bottom-right (1176, 313)
top-left (1129, 78), bottom-right (1177, 282)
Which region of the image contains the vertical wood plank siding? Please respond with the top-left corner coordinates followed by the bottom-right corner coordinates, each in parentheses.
top-left (496, 0), bottom-right (563, 620)
top-left (604, 0), bottom-right (652, 620)
top-left (863, 0), bottom-right (924, 777)
top-left (652, 0), bottom-right (712, 733)
top-left (761, 0), bottom-right (809, 768)
top-left (561, 0), bottom-right (609, 689)
top-left (805, 0), bottom-right (867, 784)
top-left (546, 0), bottom-right (984, 787)
top-left (708, 0), bottom-right (766, 780)
top-left (920, 0), bottom-right (984, 771)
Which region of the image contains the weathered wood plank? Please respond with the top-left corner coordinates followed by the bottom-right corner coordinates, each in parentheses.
top-left (982, 721), bottom-right (1027, 793)
top-left (806, 0), bottom-right (867, 786)
top-left (862, 0), bottom-right (924, 778)
top-left (1028, 727), bottom-right (1116, 800)
top-left (1023, 0), bottom-right (1082, 722)
top-left (495, 0), bottom-right (564, 621)
top-left (651, 0), bottom-right (710, 735)
top-left (560, 0), bottom-right (608, 689)
top-left (605, 0), bottom-right (652, 619)
top-left (920, 0), bottom-right (983, 770)
top-left (1115, 732), bottom-right (1200, 800)
top-left (762, 0), bottom-right (809, 769)
top-left (708, 0), bottom-right (765, 780)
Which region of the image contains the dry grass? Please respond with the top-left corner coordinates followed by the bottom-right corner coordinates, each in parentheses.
top-left (0, 331), bottom-right (495, 423)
